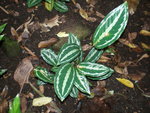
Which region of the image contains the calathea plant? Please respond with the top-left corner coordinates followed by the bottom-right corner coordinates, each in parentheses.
top-left (34, 2), bottom-right (129, 101)
top-left (27, 0), bottom-right (70, 12)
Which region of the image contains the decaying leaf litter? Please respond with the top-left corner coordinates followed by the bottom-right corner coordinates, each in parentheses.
top-left (0, 0), bottom-right (150, 113)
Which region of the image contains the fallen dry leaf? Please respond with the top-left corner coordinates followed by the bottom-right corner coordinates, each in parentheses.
top-left (11, 27), bottom-right (22, 42)
top-left (21, 46), bottom-right (37, 57)
top-left (56, 32), bottom-right (69, 38)
top-left (129, 72), bottom-right (146, 81)
top-left (41, 15), bottom-right (61, 31)
top-left (116, 78), bottom-right (134, 88)
top-left (141, 42), bottom-right (150, 50)
top-left (38, 38), bottom-right (58, 48)
top-left (139, 30), bottom-right (150, 36)
top-left (137, 53), bottom-right (149, 62)
top-left (14, 57), bottom-right (34, 87)
top-left (128, 32), bottom-right (137, 42)
top-left (0, 86), bottom-right (8, 113)
top-left (39, 85), bottom-right (44, 94)
top-left (82, 44), bottom-right (92, 51)
top-left (96, 11), bottom-right (105, 18)
top-left (124, 0), bottom-right (140, 15)
top-left (114, 66), bottom-right (124, 74)
top-left (79, 8), bottom-right (89, 20)
top-left (32, 97), bottom-right (52, 106)
top-left (21, 95), bottom-right (27, 113)
top-left (119, 38), bottom-right (138, 48)
top-left (98, 55), bottom-right (111, 63)
top-left (86, 0), bottom-right (97, 5)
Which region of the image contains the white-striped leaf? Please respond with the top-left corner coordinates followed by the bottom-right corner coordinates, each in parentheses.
top-left (41, 48), bottom-right (57, 66)
top-left (70, 86), bottom-right (79, 98)
top-left (77, 62), bottom-right (110, 77)
top-left (68, 33), bottom-right (80, 46)
top-left (54, 63), bottom-right (75, 101)
top-left (88, 68), bottom-right (114, 80)
top-left (74, 69), bottom-right (90, 94)
top-left (84, 47), bottom-right (103, 63)
top-left (68, 33), bottom-right (83, 62)
top-left (34, 66), bottom-right (54, 84)
top-left (57, 43), bottom-right (80, 65)
top-left (93, 2), bottom-right (129, 49)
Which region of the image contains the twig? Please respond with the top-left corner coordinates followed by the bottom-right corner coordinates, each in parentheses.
top-left (29, 82), bottom-right (62, 113)
top-left (0, 6), bottom-right (9, 14)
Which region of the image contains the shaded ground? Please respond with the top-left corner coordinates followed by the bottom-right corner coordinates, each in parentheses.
top-left (0, 0), bottom-right (150, 113)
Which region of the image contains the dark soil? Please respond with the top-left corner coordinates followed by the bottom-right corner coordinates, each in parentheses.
top-left (0, 0), bottom-right (150, 113)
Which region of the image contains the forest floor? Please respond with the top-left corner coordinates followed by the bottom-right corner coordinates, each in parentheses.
top-left (0, 0), bottom-right (150, 113)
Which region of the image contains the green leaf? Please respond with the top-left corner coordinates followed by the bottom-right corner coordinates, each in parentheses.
top-left (34, 66), bottom-right (54, 84)
top-left (54, 63), bottom-right (75, 101)
top-left (61, 0), bottom-right (70, 2)
top-left (68, 33), bottom-right (83, 62)
top-left (57, 43), bottom-right (80, 65)
top-left (0, 35), bottom-right (5, 40)
top-left (9, 94), bottom-right (21, 113)
top-left (0, 23), bottom-right (7, 34)
top-left (93, 2), bottom-right (129, 49)
top-left (84, 47), bottom-right (103, 63)
top-left (54, 1), bottom-right (69, 13)
top-left (70, 86), bottom-right (79, 98)
top-left (68, 33), bottom-right (81, 46)
top-left (41, 48), bottom-right (58, 66)
top-left (88, 68), bottom-right (114, 80)
top-left (46, 0), bottom-right (53, 3)
top-left (74, 69), bottom-right (90, 94)
top-left (0, 69), bottom-right (7, 76)
top-left (37, 79), bottom-right (47, 85)
top-left (45, 0), bottom-right (54, 11)
top-left (77, 62), bottom-right (110, 77)
top-left (27, 0), bottom-right (42, 7)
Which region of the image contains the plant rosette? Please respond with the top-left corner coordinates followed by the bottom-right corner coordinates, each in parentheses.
top-left (34, 2), bottom-right (129, 101)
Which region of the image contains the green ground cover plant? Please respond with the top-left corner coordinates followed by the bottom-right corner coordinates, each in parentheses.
top-left (34, 2), bottom-right (129, 101)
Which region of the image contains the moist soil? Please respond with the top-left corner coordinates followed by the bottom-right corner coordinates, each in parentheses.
top-left (0, 0), bottom-right (150, 113)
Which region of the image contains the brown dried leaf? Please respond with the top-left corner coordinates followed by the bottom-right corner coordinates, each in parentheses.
top-left (141, 43), bottom-right (150, 50)
top-left (96, 11), bottom-right (105, 18)
top-left (41, 15), bottom-right (60, 29)
top-left (137, 53), bottom-right (149, 62)
top-left (139, 30), bottom-right (150, 36)
top-left (14, 57), bottom-right (34, 87)
top-left (38, 38), bottom-right (58, 48)
top-left (119, 38), bottom-right (138, 48)
top-left (82, 44), bottom-right (92, 51)
top-left (21, 95), bottom-right (27, 113)
top-left (39, 85), bottom-right (44, 94)
top-left (129, 72), bottom-right (146, 81)
top-left (11, 27), bottom-right (22, 42)
top-left (97, 55), bottom-right (111, 63)
top-left (0, 86), bottom-right (8, 113)
top-left (124, 0), bottom-right (140, 15)
top-left (86, 0), bottom-right (97, 5)
top-left (128, 32), bottom-right (137, 42)
top-left (114, 66), bottom-right (124, 74)
top-left (79, 8), bottom-right (89, 20)
top-left (11, 0), bottom-right (19, 4)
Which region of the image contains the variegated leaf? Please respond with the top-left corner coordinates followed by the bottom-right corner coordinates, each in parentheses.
top-left (41, 48), bottom-right (57, 66)
top-left (34, 66), bottom-right (54, 84)
top-left (27, 0), bottom-right (42, 7)
top-left (68, 33), bottom-right (83, 62)
top-left (57, 43), bottom-right (80, 65)
top-left (68, 33), bottom-right (80, 46)
top-left (70, 86), bottom-right (79, 98)
top-left (93, 2), bottom-right (129, 49)
top-left (88, 68), bottom-right (114, 80)
top-left (74, 69), bottom-right (90, 94)
top-left (77, 62), bottom-right (110, 77)
top-left (84, 47), bottom-right (103, 63)
top-left (54, 63), bottom-right (75, 101)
